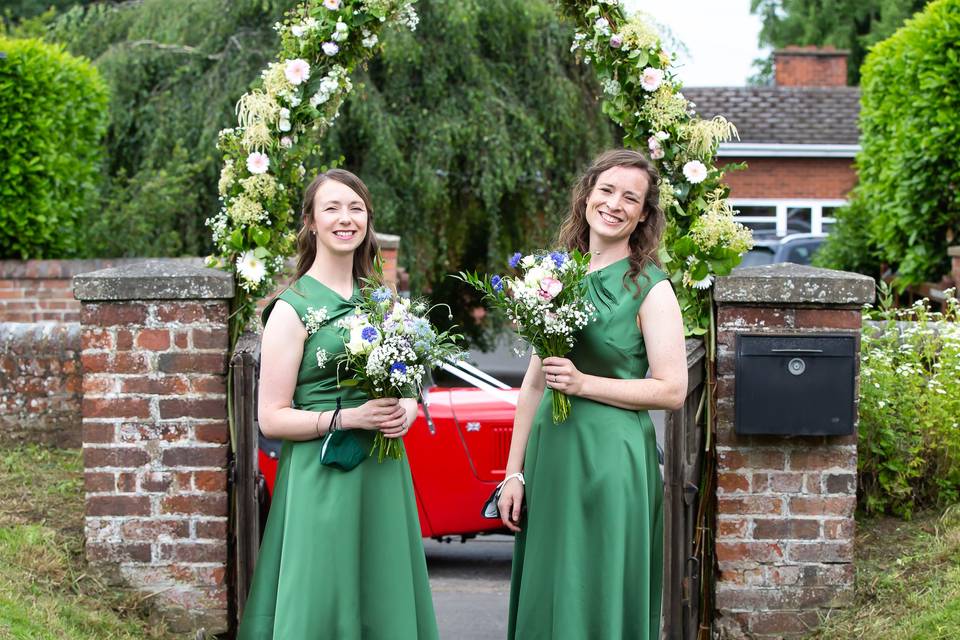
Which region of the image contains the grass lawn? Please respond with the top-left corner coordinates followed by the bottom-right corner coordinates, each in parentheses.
top-left (810, 505), bottom-right (960, 640)
top-left (1, 443), bottom-right (957, 639)
top-left (0, 444), bottom-right (175, 639)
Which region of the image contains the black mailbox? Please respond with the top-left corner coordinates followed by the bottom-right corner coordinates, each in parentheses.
top-left (734, 334), bottom-right (856, 436)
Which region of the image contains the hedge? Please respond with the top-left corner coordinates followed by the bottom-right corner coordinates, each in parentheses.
top-left (816, 0), bottom-right (960, 284)
top-left (0, 36), bottom-right (108, 258)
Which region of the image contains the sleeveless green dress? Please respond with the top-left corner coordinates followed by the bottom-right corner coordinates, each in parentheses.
top-left (238, 275), bottom-right (439, 640)
top-left (507, 258), bottom-right (667, 640)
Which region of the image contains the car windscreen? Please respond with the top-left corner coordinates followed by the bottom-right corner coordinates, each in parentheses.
top-left (738, 247), bottom-right (776, 267)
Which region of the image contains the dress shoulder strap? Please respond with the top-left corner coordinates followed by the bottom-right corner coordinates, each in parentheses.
top-left (622, 261), bottom-right (670, 306)
top-left (260, 279), bottom-right (311, 327)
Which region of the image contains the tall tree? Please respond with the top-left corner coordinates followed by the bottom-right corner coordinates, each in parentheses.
top-left (749, 0), bottom-right (931, 84)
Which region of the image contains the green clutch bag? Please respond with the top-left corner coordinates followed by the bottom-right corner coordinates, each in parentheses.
top-left (319, 430), bottom-right (366, 471)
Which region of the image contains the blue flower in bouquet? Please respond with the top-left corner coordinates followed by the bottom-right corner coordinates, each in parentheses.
top-left (410, 317), bottom-right (433, 337)
top-left (371, 286), bottom-right (392, 304)
top-left (491, 275), bottom-right (504, 292)
top-left (390, 362), bottom-right (408, 375)
top-left (549, 251), bottom-right (568, 269)
top-left (361, 326), bottom-right (379, 342)
top-left (508, 252), bottom-right (522, 269)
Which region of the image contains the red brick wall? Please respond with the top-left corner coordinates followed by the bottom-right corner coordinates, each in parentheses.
top-left (713, 303), bottom-right (861, 638)
top-left (0, 259), bottom-right (204, 323)
top-left (774, 47), bottom-right (848, 87)
top-left (720, 157), bottom-right (857, 200)
top-left (1, 245), bottom-right (400, 326)
top-left (80, 299), bottom-right (229, 633)
top-left (0, 323), bottom-right (82, 447)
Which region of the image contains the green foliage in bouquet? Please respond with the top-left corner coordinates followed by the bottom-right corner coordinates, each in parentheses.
top-left (0, 36), bottom-right (108, 259)
top-left (336, 269), bottom-right (466, 461)
top-left (457, 249), bottom-right (595, 422)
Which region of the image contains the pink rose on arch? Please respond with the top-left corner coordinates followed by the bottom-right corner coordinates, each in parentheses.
top-left (609, 34), bottom-right (623, 49)
top-left (539, 277), bottom-right (563, 301)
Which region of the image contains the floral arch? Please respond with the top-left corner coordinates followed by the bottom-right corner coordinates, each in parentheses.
top-left (209, 0), bottom-right (750, 344)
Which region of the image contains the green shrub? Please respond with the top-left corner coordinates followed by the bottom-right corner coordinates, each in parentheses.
top-left (818, 0), bottom-right (960, 285)
top-left (0, 36), bottom-right (108, 258)
top-left (859, 285), bottom-right (960, 518)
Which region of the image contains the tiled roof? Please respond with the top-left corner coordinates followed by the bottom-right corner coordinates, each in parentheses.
top-left (682, 86), bottom-right (861, 145)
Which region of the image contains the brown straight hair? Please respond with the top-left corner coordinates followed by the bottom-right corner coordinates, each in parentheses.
top-left (557, 149), bottom-right (666, 294)
top-left (294, 168), bottom-right (380, 284)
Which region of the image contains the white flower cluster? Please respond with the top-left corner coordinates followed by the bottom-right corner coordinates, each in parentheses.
top-left (396, 2), bottom-right (419, 30)
top-left (366, 335), bottom-right (424, 392)
top-left (601, 77), bottom-right (621, 97)
top-left (302, 306), bottom-right (329, 334)
top-left (540, 303), bottom-right (596, 348)
top-left (316, 348), bottom-right (330, 368)
top-left (310, 65), bottom-right (352, 108)
top-left (500, 252), bottom-right (595, 349)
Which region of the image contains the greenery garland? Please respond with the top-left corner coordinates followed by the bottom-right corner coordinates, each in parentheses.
top-left (208, 0), bottom-right (419, 345)
top-left (210, 0), bottom-right (750, 342)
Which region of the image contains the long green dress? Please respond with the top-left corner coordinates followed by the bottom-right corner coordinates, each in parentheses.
top-left (238, 275), bottom-right (439, 640)
top-left (507, 258), bottom-right (667, 640)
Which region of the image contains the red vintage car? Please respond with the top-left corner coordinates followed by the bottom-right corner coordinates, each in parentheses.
top-left (258, 359), bottom-right (520, 539)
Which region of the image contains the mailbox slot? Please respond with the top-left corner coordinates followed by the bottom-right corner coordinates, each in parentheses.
top-left (735, 333), bottom-right (856, 436)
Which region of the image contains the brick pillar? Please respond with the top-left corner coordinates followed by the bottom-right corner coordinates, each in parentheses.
top-left (712, 264), bottom-right (874, 638)
top-left (949, 246), bottom-right (960, 288)
top-left (74, 260), bottom-right (233, 633)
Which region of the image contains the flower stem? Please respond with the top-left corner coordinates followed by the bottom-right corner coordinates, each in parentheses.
top-left (371, 432), bottom-right (404, 462)
top-left (552, 391), bottom-right (571, 424)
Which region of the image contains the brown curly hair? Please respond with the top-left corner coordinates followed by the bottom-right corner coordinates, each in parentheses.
top-left (557, 149), bottom-right (666, 294)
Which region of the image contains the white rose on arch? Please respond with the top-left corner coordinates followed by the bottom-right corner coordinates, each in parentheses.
top-left (640, 67), bottom-right (664, 92)
top-left (682, 160), bottom-right (708, 184)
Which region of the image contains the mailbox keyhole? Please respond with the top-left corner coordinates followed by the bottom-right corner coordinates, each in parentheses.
top-left (788, 358), bottom-right (806, 376)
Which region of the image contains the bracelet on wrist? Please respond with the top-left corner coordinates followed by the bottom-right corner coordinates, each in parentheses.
top-left (500, 472), bottom-right (525, 489)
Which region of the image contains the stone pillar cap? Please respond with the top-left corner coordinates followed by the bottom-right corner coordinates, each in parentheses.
top-left (948, 246), bottom-right (960, 257)
top-left (376, 232), bottom-right (400, 249)
top-left (715, 263), bottom-right (874, 306)
top-left (73, 259), bottom-right (234, 301)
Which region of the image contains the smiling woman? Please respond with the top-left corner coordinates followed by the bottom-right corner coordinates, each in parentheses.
top-left (238, 168), bottom-right (439, 639)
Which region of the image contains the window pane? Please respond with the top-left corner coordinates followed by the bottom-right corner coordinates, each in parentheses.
top-left (733, 205), bottom-right (776, 218)
top-left (786, 207), bottom-right (812, 233)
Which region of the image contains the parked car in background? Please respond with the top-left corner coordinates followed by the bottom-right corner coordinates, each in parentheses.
top-left (738, 232), bottom-right (827, 268)
top-left (259, 359), bottom-right (519, 540)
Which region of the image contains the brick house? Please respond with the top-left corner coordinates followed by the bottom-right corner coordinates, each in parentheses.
top-left (685, 47), bottom-right (860, 237)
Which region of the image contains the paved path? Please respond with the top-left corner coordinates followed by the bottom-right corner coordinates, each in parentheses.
top-left (426, 535), bottom-right (514, 640)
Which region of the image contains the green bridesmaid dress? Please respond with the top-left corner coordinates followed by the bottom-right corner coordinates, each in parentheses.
top-left (238, 275), bottom-right (439, 640)
top-left (508, 258), bottom-right (667, 640)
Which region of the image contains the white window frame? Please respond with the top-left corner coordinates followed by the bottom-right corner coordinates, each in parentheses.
top-left (728, 198), bottom-right (847, 236)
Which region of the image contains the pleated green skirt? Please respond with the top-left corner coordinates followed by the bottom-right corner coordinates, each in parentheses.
top-left (238, 430), bottom-right (439, 639)
top-left (507, 393), bottom-right (663, 639)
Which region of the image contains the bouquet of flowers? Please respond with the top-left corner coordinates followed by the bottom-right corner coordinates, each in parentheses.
top-left (457, 250), bottom-right (596, 423)
top-left (337, 283), bottom-right (465, 461)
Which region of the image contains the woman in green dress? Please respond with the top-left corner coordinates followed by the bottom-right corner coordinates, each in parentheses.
top-left (500, 149), bottom-right (688, 639)
top-left (238, 169), bottom-right (439, 639)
